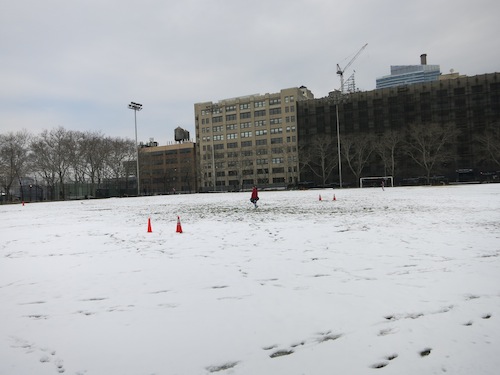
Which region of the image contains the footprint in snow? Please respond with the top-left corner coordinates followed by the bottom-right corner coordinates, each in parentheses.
top-left (370, 353), bottom-right (398, 369)
top-left (420, 348), bottom-right (432, 357)
top-left (206, 361), bottom-right (239, 372)
top-left (270, 349), bottom-right (294, 358)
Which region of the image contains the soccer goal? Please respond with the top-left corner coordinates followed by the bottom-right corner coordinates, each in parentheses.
top-left (359, 176), bottom-right (394, 188)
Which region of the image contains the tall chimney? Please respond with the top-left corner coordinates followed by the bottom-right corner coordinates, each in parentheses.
top-left (420, 53), bottom-right (427, 65)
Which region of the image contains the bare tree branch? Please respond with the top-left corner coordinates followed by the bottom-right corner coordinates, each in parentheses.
top-left (300, 134), bottom-right (337, 186)
top-left (474, 122), bottom-right (500, 168)
top-left (341, 133), bottom-right (375, 186)
top-left (0, 130), bottom-right (32, 202)
top-left (405, 122), bottom-right (461, 184)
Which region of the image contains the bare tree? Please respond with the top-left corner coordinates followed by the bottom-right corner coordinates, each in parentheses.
top-left (341, 133), bottom-right (375, 187)
top-left (106, 137), bottom-right (135, 195)
top-left (474, 122), bottom-right (500, 168)
top-left (300, 134), bottom-right (337, 186)
top-left (30, 137), bottom-right (56, 201)
top-left (405, 122), bottom-right (461, 184)
top-left (0, 130), bottom-right (32, 202)
top-left (374, 129), bottom-right (403, 178)
top-left (224, 148), bottom-right (244, 191)
top-left (79, 131), bottom-right (110, 196)
top-left (255, 146), bottom-right (268, 187)
top-left (68, 131), bottom-right (87, 184)
top-left (30, 127), bottom-right (77, 200)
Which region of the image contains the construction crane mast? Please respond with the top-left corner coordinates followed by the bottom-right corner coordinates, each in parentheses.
top-left (336, 43), bottom-right (368, 94)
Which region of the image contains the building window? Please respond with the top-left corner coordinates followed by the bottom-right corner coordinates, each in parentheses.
top-left (226, 124), bottom-right (237, 130)
top-left (254, 110), bottom-right (266, 117)
top-left (240, 122), bottom-right (251, 129)
top-left (239, 103), bottom-right (250, 110)
top-left (212, 125), bottom-right (223, 132)
top-left (213, 135), bottom-right (224, 141)
top-left (214, 143), bottom-right (224, 150)
top-left (225, 105), bottom-right (236, 112)
top-left (270, 118), bottom-right (282, 125)
top-left (270, 98), bottom-right (281, 105)
top-left (255, 130), bottom-right (267, 136)
top-left (270, 127), bottom-right (283, 134)
top-left (269, 108), bottom-right (282, 115)
top-left (227, 142), bottom-right (238, 149)
top-left (241, 141), bottom-right (252, 147)
top-left (226, 114), bottom-right (236, 121)
top-left (272, 157), bottom-right (283, 164)
top-left (213, 116), bottom-right (223, 123)
top-left (256, 158), bottom-right (268, 165)
top-left (271, 137), bottom-right (283, 144)
top-left (254, 100), bottom-right (266, 108)
top-left (241, 131), bottom-right (253, 138)
top-left (255, 120), bottom-right (267, 127)
top-left (242, 160), bottom-right (253, 167)
top-left (227, 133), bottom-right (238, 139)
top-left (240, 112), bottom-right (251, 119)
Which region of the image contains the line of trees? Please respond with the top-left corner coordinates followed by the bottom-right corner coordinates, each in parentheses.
top-left (300, 122), bottom-right (500, 187)
top-left (0, 127), bottom-right (136, 202)
top-left (2, 121), bottom-right (499, 202)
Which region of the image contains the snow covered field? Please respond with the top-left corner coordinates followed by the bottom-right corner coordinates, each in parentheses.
top-left (1, 184), bottom-right (499, 375)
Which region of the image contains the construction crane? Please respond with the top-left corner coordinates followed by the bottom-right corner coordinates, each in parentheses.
top-left (336, 43), bottom-right (368, 94)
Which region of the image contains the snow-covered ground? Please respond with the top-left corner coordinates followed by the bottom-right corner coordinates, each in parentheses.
top-left (1, 184), bottom-right (499, 375)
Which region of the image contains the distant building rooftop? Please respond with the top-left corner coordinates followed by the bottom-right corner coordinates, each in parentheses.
top-left (376, 54), bottom-right (441, 89)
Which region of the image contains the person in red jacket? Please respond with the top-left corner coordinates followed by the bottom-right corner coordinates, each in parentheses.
top-left (250, 186), bottom-right (259, 208)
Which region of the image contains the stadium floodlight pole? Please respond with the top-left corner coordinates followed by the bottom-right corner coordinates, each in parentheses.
top-left (336, 102), bottom-right (343, 188)
top-left (128, 101), bottom-right (143, 196)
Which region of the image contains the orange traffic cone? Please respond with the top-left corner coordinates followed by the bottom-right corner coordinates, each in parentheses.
top-left (147, 218), bottom-right (152, 233)
top-left (176, 216), bottom-right (183, 233)
top-left (333, 194), bottom-right (336, 201)
top-left (319, 194), bottom-right (322, 201)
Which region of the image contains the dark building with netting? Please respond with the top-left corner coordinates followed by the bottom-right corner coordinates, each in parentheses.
top-left (297, 72), bottom-right (500, 187)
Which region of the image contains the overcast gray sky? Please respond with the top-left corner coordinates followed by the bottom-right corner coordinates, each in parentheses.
top-left (1, 0), bottom-right (499, 145)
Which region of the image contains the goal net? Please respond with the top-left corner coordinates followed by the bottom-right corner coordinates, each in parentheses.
top-left (360, 176), bottom-right (393, 188)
